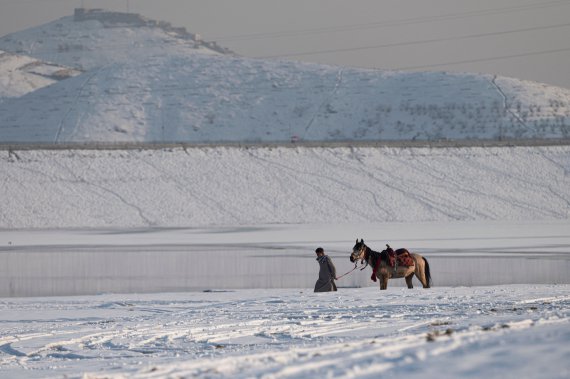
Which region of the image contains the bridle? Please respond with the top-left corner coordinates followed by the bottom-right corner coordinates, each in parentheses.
top-left (350, 243), bottom-right (370, 271)
top-left (351, 243), bottom-right (368, 263)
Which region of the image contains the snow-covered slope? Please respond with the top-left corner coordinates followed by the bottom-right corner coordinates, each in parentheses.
top-left (0, 49), bottom-right (80, 102)
top-left (0, 9), bottom-right (568, 144)
top-left (1, 146), bottom-right (568, 229)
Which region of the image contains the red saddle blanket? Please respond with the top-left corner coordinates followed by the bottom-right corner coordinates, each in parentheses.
top-left (387, 248), bottom-right (415, 268)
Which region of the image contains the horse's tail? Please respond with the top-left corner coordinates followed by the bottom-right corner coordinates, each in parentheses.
top-left (423, 257), bottom-right (432, 288)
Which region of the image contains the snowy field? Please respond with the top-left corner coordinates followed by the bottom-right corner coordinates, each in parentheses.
top-left (0, 285), bottom-right (569, 379)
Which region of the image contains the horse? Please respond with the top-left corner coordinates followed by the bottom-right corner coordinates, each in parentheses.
top-left (350, 239), bottom-right (432, 290)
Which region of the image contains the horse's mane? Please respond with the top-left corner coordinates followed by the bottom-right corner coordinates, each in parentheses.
top-left (363, 244), bottom-right (385, 267)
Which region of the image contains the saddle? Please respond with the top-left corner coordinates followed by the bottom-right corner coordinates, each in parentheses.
top-left (370, 244), bottom-right (415, 282)
top-left (383, 245), bottom-right (414, 268)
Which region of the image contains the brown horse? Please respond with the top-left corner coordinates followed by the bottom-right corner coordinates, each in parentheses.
top-left (350, 239), bottom-right (431, 290)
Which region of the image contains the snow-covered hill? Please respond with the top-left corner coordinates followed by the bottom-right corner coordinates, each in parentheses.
top-left (0, 9), bottom-right (568, 144)
top-left (1, 54), bottom-right (569, 143)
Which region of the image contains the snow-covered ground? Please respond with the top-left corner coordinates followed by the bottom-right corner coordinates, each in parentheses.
top-left (0, 285), bottom-right (568, 379)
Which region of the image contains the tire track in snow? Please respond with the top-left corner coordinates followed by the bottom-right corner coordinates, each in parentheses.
top-left (2, 286), bottom-right (569, 377)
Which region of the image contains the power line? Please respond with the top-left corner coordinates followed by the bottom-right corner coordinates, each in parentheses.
top-left (396, 46), bottom-right (570, 71)
top-left (213, 0), bottom-right (570, 42)
top-left (258, 22), bottom-right (570, 59)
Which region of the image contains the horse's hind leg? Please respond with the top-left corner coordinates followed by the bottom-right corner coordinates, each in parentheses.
top-left (414, 262), bottom-right (429, 288)
top-left (405, 274), bottom-right (414, 289)
top-left (415, 268), bottom-right (429, 288)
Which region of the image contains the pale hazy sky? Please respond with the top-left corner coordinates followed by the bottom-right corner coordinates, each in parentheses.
top-left (1, 0), bottom-right (569, 89)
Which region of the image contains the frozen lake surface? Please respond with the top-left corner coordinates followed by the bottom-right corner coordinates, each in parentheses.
top-left (1, 221), bottom-right (569, 297)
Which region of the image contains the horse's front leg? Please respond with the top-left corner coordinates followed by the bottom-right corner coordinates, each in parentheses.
top-left (405, 274), bottom-right (414, 289)
top-left (380, 275), bottom-right (388, 290)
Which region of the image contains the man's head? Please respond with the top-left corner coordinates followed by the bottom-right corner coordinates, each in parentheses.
top-left (315, 247), bottom-right (324, 256)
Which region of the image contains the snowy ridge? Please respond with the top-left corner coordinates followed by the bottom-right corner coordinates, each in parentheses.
top-left (0, 10), bottom-right (228, 71)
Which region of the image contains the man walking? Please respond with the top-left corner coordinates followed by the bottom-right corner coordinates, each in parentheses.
top-left (314, 247), bottom-right (337, 292)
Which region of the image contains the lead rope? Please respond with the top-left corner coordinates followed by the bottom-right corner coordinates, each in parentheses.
top-left (335, 261), bottom-right (368, 280)
top-left (335, 263), bottom-right (358, 280)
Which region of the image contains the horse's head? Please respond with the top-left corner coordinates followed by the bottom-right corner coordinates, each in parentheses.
top-left (350, 239), bottom-right (367, 263)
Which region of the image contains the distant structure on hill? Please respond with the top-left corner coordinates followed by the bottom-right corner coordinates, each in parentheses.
top-left (74, 8), bottom-right (148, 26)
top-left (73, 8), bottom-right (232, 55)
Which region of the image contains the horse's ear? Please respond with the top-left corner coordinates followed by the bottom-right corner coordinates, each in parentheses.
top-left (361, 239), bottom-right (364, 243)
top-left (356, 239), bottom-right (358, 244)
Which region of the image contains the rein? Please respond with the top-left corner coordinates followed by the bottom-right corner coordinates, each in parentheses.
top-left (335, 261), bottom-right (368, 280)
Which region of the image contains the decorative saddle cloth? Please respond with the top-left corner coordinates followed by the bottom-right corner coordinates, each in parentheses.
top-left (384, 247), bottom-right (415, 268)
